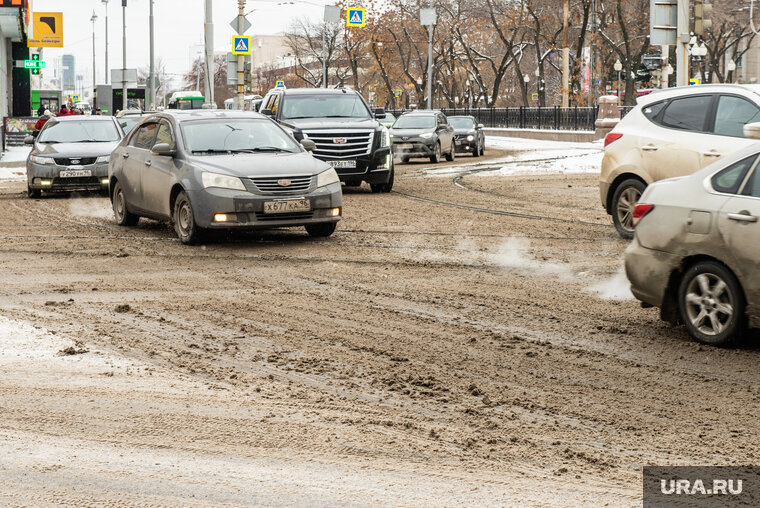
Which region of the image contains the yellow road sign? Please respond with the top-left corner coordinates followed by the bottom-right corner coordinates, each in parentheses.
top-left (28, 12), bottom-right (63, 48)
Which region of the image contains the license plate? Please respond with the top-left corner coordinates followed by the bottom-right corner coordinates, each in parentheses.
top-left (59, 169), bottom-right (92, 178)
top-left (326, 160), bottom-right (357, 169)
top-left (396, 143), bottom-right (413, 150)
top-left (263, 199), bottom-right (311, 214)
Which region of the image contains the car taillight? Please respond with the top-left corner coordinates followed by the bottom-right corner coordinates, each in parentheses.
top-left (604, 132), bottom-right (623, 147)
top-left (632, 203), bottom-right (654, 227)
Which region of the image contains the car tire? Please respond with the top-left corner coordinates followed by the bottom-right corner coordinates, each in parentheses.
top-left (27, 185), bottom-right (41, 199)
top-left (430, 142), bottom-right (441, 163)
top-left (678, 261), bottom-right (746, 347)
top-left (472, 142), bottom-right (480, 158)
top-left (445, 142), bottom-right (455, 162)
top-left (173, 191), bottom-right (204, 245)
top-left (305, 222), bottom-right (337, 237)
top-left (480, 142), bottom-right (485, 156)
top-left (112, 181), bottom-right (139, 226)
top-left (401, 156), bottom-right (410, 164)
top-left (611, 178), bottom-right (646, 239)
top-left (370, 166), bottom-right (394, 193)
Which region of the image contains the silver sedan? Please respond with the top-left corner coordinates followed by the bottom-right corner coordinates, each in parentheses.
top-left (625, 142), bottom-right (760, 346)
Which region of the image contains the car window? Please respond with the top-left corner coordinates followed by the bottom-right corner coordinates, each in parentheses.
top-left (270, 94), bottom-right (281, 114)
top-left (393, 115), bottom-right (436, 129)
top-left (37, 120), bottom-right (121, 143)
top-left (131, 123), bottom-right (159, 150)
top-left (155, 122), bottom-right (175, 150)
top-left (642, 101), bottom-right (666, 121)
top-left (714, 96), bottom-right (760, 137)
top-left (660, 95), bottom-right (713, 131)
top-left (711, 154), bottom-right (757, 194)
top-left (181, 118), bottom-right (301, 153)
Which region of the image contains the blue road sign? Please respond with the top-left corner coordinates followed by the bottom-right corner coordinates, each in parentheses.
top-left (346, 7), bottom-right (365, 27)
top-left (232, 35), bottom-right (251, 55)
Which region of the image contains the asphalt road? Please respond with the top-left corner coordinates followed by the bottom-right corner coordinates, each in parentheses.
top-left (0, 147), bottom-right (758, 506)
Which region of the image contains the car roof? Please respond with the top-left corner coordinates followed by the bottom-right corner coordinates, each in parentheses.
top-left (269, 87), bottom-right (360, 96)
top-left (50, 116), bottom-right (116, 122)
top-left (637, 84), bottom-right (760, 106)
top-left (447, 115), bottom-right (475, 119)
top-left (159, 109), bottom-right (268, 122)
top-left (400, 110), bottom-right (440, 116)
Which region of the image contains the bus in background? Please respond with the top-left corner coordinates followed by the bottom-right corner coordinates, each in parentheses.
top-left (168, 91), bottom-right (205, 110)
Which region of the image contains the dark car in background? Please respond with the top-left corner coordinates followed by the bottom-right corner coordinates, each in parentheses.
top-left (259, 87), bottom-right (393, 192)
top-left (109, 110), bottom-right (343, 244)
top-left (25, 116), bottom-right (123, 198)
top-left (390, 111), bottom-right (455, 163)
top-left (116, 109), bottom-right (152, 134)
top-left (448, 115), bottom-right (485, 157)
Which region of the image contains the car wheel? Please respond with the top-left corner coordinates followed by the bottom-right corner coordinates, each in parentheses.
top-left (305, 222), bottom-right (337, 237)
top-left (370, 166), bottom-right (394, 193)
top-left (480, 141), bottom-right (485, 156)
top-left (112, 181), bottom-right (139, 226)
top-left (401, 156), bottom-right (410, 164)
top-left (173, 191), bottom-right (204, 244)
top-left (445, 142), bottom-right (455, 162)
top-left (472, 142), bottom-right (480, 158)
top-left (611, 179), bottom-right (646, 239)
top-left (678, 261), bottom-right (746, 347)
top-left (429, 142), bottom-right (441, 163)
top-left (27, 185), bottom-right (41, 199)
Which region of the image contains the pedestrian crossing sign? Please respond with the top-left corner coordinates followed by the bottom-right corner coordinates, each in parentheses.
top-left (346, 7), bottom-right (365, 27)
top-left (276, 80), bottom-right (285, 88)
top-left (232, 35), bottom-right (251, 55)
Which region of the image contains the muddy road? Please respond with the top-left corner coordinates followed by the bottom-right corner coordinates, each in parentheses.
top-left (0, 146), bottom-right (758, 506)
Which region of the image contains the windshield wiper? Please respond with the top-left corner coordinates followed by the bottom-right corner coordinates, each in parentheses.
top-left (248, 147), bottom-right (294, 153)
top-left (191, 149), bottom-right (231, 154)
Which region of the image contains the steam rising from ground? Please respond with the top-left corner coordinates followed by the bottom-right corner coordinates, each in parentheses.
top-left (68, 197), bottom-right (112, 220)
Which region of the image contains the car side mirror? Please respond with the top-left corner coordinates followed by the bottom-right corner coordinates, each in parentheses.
top-left (261, 108), bottom-right (274, 117)
top-left (151, 143), bottom-right (176, 157)
top-left (374, 107), bottom-right (386, 119)
top-left (300, 139), bottom-right (316, 152)
top-left (23, 135), bottom-right (34, 145)
top-left (478, 124), bottom-right (484, 129)
top-left (744, 122), bottom-right (760, 140)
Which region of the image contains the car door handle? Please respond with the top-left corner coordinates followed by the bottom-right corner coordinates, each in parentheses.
top-left (702, 151), bottom-right (721, 157)
top-left (641, 144), bottom-right (658, 151)
top-left (728, 212), bottom-right (758, 223)
top-left (144, 160), bottom-right (152, 166)
top-left (122, 153), bottom-right (129, 158)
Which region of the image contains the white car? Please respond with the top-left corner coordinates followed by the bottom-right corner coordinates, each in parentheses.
top-left (600, 84), bottom-right (760, 238)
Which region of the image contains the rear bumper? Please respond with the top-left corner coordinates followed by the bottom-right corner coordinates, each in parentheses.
top-left (600, 181), bottom-right (611, 214)
top-left (624, 236), bottom-right (680, 308)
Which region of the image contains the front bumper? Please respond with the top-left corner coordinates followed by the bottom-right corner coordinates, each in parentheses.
top-left (391, 139), bottom-right (436, 157)
top-left (624, 236), bottom-right (680, 308)
top-left (27, 162), bottom-right (109, 192)
top-left (186, 182), bottom-right (343, 229)
top-left (454, 136), bottom-right (478, 152)
top-left (317, 146), bottom-right (392, 184)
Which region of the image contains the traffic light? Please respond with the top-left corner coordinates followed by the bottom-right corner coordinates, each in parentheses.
top-left (695, 0), bottom-right (712, 36)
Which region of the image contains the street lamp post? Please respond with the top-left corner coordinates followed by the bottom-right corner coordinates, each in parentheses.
top-left (614, 59), bottom-right (623, 102)
top-left (91, 11), bottom-right (98, 97)
top-left (122, 0), bottom-right (127, 111)
top-left (148, 0), bottom-right (155, 110)
top-left (102, 0), bottom-right (109, 84)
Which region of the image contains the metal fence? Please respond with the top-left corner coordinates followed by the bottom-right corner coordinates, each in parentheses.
top-left (387, 105), bottom-right (635, 132)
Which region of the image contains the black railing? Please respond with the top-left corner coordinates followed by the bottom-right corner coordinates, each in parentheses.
top-left (387, 107), bottom-right (599, 131)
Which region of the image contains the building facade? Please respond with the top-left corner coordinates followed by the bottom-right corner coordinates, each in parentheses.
top-left (0, 0), bottom-right (29, 118)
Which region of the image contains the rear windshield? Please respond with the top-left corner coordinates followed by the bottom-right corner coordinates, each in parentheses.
top-left (280, 94), bottom-right (371, 120)
top-left (393, 115), bottom-right (436, 129)
top-left (38, 120), bottom-right (121, 143)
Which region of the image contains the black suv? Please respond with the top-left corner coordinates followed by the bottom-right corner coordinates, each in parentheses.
top-left (259, 88), bottom-right (393, 192)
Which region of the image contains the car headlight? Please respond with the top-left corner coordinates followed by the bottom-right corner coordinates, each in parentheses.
top-left (317, 168), bottom-right (339, 187)
top-left (467, 135), bottom-right (474, 141)
top-left (96, 155), bottom-right (110, 163)
top-left (420, 132), bottom-right (434, 139)
top-left (380, 127), bottom-right (390, 148)
top-left (201, 172), bottom-right (246, 191)
top-left (29, 155), bottom-right (54, 165)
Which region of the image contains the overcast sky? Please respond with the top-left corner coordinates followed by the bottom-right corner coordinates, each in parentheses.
top-left (33, 0), bottom-right (329, 91)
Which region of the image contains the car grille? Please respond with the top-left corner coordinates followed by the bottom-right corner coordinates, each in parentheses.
top-left (249, 175), bottom-right (313, 194)
top-left (51, 176), bottom-right (101, 188)
top-left (302, 130), bottom-right (374, 159)
top-left (254, 211), bottom-right (314, 221)
top-left (55, 157), bottom-right (97, 166)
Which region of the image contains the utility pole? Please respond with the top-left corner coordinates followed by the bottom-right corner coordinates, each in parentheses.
top-left (561, 0), bottom-right (569, 107)
top-left (91, 10), bottom-right (98, 97)
top-left (122, 0), bottom-right (127, 111)
top-left (676, 0), bottom-right (689, 87)
top-left (426, 0), bottom-right (434, 110)
top-left (237, 0), bottom-right (245, 109)
top-left (204, 0), bottom-right (215, 107)
top-left (148, 0), bottom-right (155, 110)
top-left (102, 0), bottom-right (109, 84)
top-left (322, 18), bottom-right (327, 87)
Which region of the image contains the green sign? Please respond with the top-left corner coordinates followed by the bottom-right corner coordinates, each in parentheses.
top-left (24, 60), bottom-right (46, 69)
